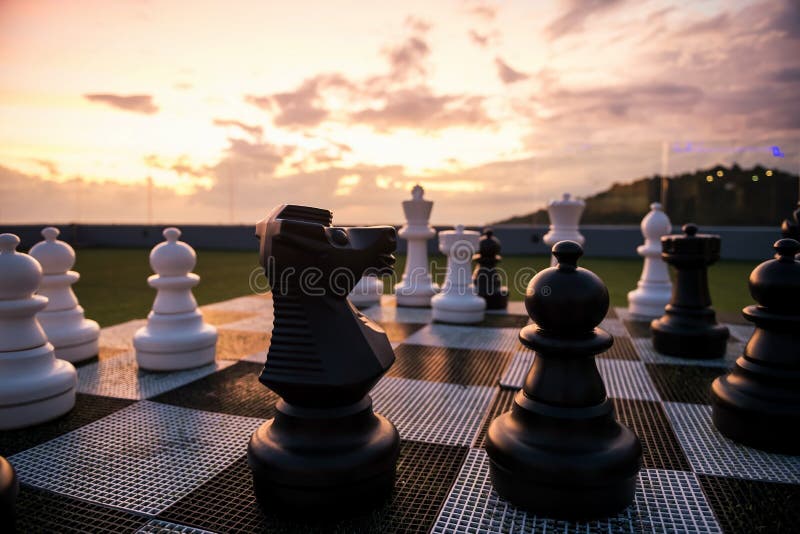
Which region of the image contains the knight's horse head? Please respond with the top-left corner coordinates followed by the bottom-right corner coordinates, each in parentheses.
top-left (256, 204), bottom-right (396, 296)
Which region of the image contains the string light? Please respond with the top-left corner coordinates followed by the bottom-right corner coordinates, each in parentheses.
top-left (752, 175), bottom-right (759, 182)
top-left (706, 175), bottom-right (714, 183)
top-left (766, 169), bottom-right (773, 177)
top-left (716, 170), bottom-right (724, 177)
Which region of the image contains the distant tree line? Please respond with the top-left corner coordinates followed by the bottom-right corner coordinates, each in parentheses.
top-left (493, 165), bottom-right (799, 226)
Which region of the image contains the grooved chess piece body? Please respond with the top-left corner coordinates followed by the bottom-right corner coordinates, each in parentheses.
top-left (543, 193), bottom-right (585, 266)
top-left (134, 228), bottom-right (217, 371)
top-left (248, 204), bottom-right (400, 515)
top-left (473, 229), bottom-right (508, 310)
top-left (431, 225), bottom-right (486, 324)
top-left (0, 456), bottom-right (18, 528)
top-left (29, 227), bottom-right (100, 363)
top-left (780, 202), bottom-right (800, 260)
top-left (0, 233), bottom-right (77, 430)
top-left (394, 185), bottom-right (439, 307)
top-left (711, 239), bottom-right (800, 454)
top-left (486, 241), bottom-right (641, 519)
top-left (651, 224), bottom-right (729, 358)
top-left (627, 203), bottom-right (673, 320)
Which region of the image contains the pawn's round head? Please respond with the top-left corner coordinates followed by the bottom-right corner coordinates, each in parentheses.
top-left (524, 240), bottom-right (609, 334)
top-left (29, 226), bottom-right (76, 274)
top-left (748, 238), bottom-right (800, 312)
top-left (149, 227), bottom-right (196, 276)
top-left (0, 233), bottom-right (43, 301)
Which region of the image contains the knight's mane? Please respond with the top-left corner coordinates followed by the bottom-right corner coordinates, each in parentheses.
top-left (276, 205), bottom-right (333, 227)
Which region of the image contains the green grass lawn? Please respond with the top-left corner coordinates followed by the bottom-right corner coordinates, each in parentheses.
top-left (70, 248), bottom-right (757, 327)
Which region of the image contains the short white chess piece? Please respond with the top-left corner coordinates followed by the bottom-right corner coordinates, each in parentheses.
top-left (0, 233), bottom-right (77, 430)
top-left (627, 202), bottom-right (673, 320)
top-left (29, 227), bottom-right (100, 363)
top-left (394, 185), bottom-right (439, 307)
top-left (349, 276), bottom-right (382, 308)
top-left (134, 228), bottom-right (217, 371)
top-left (543, 193), bottom-right (585, 266)
top-left (431, 225), bottom-right (486, 324)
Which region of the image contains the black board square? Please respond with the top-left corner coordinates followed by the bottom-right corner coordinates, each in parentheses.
top-left (645, 364), bottom-right (727, 405)
top-left (612, 398), bottom-right (691, 472)
top-left (389, 344), bottom-right (513, 386)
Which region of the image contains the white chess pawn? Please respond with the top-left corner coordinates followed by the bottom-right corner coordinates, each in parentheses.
top-left (29, 227), bottom-right (100, 363)
top-left (431, 225), bottom-right (486, 324)
top-left (628, 203), bottom-right (673, 319)
top-left (543, 193), bottom-right (585, 266)
top-left (134, 227), bottom-right (217, 371)
top-left (0, 233), bottom-right (77, 430)
top-left (349, 275), bottom-right (382, 308)
top-left (394, 184), bottom-right (440, 307)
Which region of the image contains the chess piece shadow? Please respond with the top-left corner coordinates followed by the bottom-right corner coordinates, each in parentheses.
top-left (248, 205), bottom-right (399, 517)
top-left (486, 241), bottom-right (641, 519)
top-left (711, 239), bottom-right (800, 454)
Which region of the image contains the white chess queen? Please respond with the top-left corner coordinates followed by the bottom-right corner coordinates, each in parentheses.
top-left (134, 228), bottom-right (217, 371)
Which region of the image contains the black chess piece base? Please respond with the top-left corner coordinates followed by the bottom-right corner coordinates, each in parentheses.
top-left (0, 456), bottom-right (19, 528)
top-left (651, 307), bottom-right (729, 359)
top-left (248, 396), bottom-right (400, 516)
top-left (711, 306), bottom-right (800, 454)
top-left (487, 393), bottom-right (640, 519)
top-left (483, 288), bottom-right (508, 310)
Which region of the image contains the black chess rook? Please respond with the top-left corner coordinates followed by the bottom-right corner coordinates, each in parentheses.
top-left (711, 239), bottom-right (800, 454)
top-left (485, 241), bottom-right (642, 519)
top-left (473, 229), bottom-right (509, 310)
top-left (247, 204), bottom-right (400, 516)
top-left (651, 223), bottom-right (729, 358)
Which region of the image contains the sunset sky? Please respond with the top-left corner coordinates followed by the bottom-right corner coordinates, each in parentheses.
top-left (1, 0), bottom-right (798, 225)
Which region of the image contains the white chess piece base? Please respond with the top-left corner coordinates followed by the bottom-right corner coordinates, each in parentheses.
top-left (134, 311), bottom-right (217, 371)
top-left (431, 293), bottom-right (486, 324)
top-left (37, 306), bottom-right (100, 362)
top-left (349, 276), bottom-right (383, 308)
top-left (396, 287), bottom-right (439, 307)
top-left (627, 283), bottom-right (672, 320)
top-left (0, 343), bottom-right (77, 430)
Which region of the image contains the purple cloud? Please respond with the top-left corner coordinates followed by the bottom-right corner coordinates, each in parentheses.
top-left (495, 57), bottom-right (529, 84)
top-left (212, 118), bottom-right (263, 138)
top-left (84, 93), bottom-right (159, 114)
top-left (545, 0), bottom-right (627, 41)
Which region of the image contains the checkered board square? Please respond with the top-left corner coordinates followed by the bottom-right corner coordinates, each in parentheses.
top-left (3, 294), bottom-right (798, 533)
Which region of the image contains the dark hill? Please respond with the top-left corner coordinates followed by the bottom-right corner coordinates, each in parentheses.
top-left (494, 165), bottom-right (799, 226)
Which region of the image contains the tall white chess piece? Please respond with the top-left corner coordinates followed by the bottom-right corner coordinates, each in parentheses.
top-left (349, 276), bottom-right (382, 308)
top-left (134, 228), bottom-right (217, 371)
top-left (29, 227), bottom-right (100, 363)
top-left (628, 203), bottom-right (673, 319)
top-left (0, 233), bottom-right (77, 430)
top-left (395, 185), bottom-right (439, 307)
top-left (543, 193), bottom-right (585, 266)
top-left (431, 225), bottom-right (486, 324)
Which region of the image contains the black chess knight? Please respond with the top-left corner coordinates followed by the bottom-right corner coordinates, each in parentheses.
top-left (711, 239), bottom-right (800, 454)
top-left (651, 224), bottom-right (729, 358)
top-left (486, 241), bottom-right (641, 519)
top-left (473, 229), bottom-right (509, 310)
top-left (248, 205), bottom-right (400, 515)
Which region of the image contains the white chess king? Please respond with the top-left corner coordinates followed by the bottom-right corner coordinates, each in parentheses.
top-left (0, 233), bottom-right (77, 430)
top-left (29, 227), bottom-right (100, 363)
top-left (134, 227), bottom-right (217, 371)
top-left (394, 184), bottom-right (439, 307)
top-left (543, 193), bottom-right (585, 266)
top-left (627, 202), bottom-right (673, 319)
top-left (431, 225), bottom-right (486, 324)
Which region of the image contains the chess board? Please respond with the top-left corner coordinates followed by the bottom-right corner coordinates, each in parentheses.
top-left (3, 294), bottom-right (799, 533)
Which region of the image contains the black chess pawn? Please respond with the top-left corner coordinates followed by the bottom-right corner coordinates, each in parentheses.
top-left (248, 205), bottom-right (400, 516)
top-left (711, 239), bottom-right (800, 454)
top-left (473, 229), bottom-right (509, 310)
top-left (486, 241), bottom-right (641, 519)
top-left (651, 224), bottom-right (729, 358)
top-left (0, 456), bottom-right (18, 528)
top-left (780, 202), bottom-right (800, 260)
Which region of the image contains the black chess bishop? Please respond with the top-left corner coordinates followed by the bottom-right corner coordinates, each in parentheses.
top-left (711, 239), bottom-right (800, 454)
top-left (248, 204), bottom-right (400, 515)
top-left (651, 224), bottom-right (729, 358)
top-left (473, 229), bottom-right (509, 310)
top-left (485, 241), bottom-right (641, 519)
